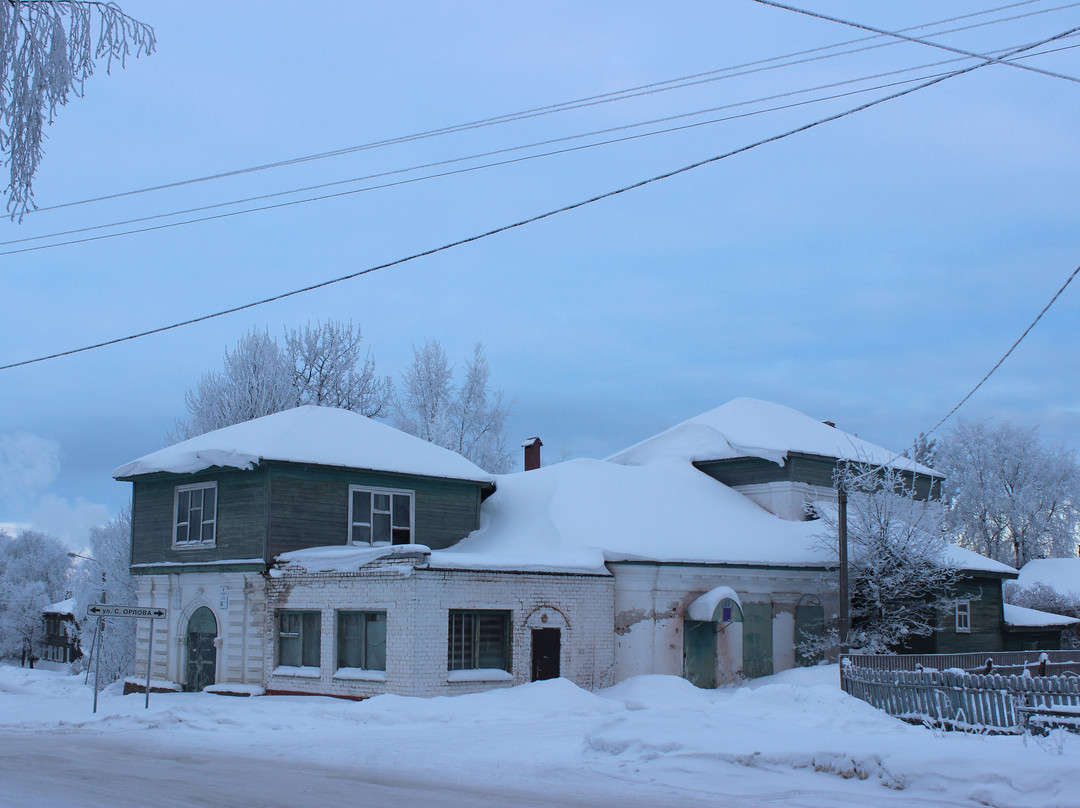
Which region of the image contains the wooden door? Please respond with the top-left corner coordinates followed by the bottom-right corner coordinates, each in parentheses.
top-left (185, 607), bottom-right (217, 692)
top-left (531, 629), bottom-right (560, 681)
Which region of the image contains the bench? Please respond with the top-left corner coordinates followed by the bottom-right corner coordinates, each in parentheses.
top-left (1016, 703), bottom-right (1080, 735)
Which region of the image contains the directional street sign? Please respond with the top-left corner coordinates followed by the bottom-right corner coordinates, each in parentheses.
top-left (87, 604), bottom-right (167, 619)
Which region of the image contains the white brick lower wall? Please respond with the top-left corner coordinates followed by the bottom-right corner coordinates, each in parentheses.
top-left (134, 572), bottom-right (266, 689)
top-left (264, 565), bottom-right (614, 698)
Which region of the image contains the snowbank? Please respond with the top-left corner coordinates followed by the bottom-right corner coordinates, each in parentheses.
top-left (2, 664), bottom-right (1079, 807)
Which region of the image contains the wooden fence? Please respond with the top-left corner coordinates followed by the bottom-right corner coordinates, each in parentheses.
top-left (840, 653), bottom-right (1080, 733)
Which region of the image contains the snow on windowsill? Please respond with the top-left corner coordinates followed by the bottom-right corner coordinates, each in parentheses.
top-left (334, 668), bottom-right (387, 682)
top-left (446, 669), bottom-right (513, 683)
top-left (272, 666), bottom-right (322, 679)
top-left (131, 558), bottom-right (265, 568)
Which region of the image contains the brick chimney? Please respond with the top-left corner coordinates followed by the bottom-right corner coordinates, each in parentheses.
top-left (522, 437), bottom-right (542, 471)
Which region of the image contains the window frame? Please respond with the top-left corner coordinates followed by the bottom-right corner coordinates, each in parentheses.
top-left (447, 609), bottom-right (512, 673)
top-left (955, 599), bottom-right (971, 633)
top-left (276, 610), bottom-right (322, 670)
top-left (335, 610), bottom-right (387, 673)
top-left (347, 485), bottom-right (414, 546)
top-left (172, 481), bottom-right (218, 548)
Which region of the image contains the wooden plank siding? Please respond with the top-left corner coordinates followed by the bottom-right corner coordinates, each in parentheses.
top-left (128, 462), bottom-right (489, 570)
top-left (932, 576), bottom-right (1008, 654)
top-left (130, 468), bottom-right (268, 567)
top-left (695, 452), bottom-right (940, 499)
top-left (265, 462), bottom-right (487, 555)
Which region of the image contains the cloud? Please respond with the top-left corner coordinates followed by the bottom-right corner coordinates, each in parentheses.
top-left (28, 494), bottom-right (110, 551)
top-left (0, 432), bottom-right (61, 512)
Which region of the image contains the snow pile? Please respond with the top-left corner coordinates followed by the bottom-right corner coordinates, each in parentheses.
top-left (1018, 558), bottom-right (1080, 598)
top-left (609, 397), bottom-right (938, 476)
top-left (113, 405), bottom-right (492, 483)
top-left (430, 457), bottom-right (828, 572)
top-left (3, 663), bottom-right (1079, 807)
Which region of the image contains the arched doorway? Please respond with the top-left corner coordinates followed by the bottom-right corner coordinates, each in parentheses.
top-left (185, 607), bottom-right (217, 692)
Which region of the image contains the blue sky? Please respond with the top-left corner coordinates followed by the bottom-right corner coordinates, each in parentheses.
top-left (2, 1), bottom-right (1078, 548)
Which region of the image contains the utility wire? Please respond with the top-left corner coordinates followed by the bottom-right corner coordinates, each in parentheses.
top-left (921, 263), bottom-right (1080, 442)
top-left (6, 40), bottom-right (1076, 256)
top-left (752, 0), bottom-right (1080, 83)
top-left (1, 26), bottom-right (1075, 373)
top-left (19, 0), bottom-right (1076, 217)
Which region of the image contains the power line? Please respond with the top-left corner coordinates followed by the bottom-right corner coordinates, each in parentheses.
top-left (19, 0), bottom-right (1076, 217)
top-left (921, 263), bottom-right (1080, 441)
top-left (6, 39), bottom-right (1076, 257)
top-left (4, 27), bottom-right (1072, 373)
top-left (752, 0), bottom-right (1080, 84)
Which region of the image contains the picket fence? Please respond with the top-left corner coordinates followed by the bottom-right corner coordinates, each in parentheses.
top-left (840, 653), bottom-right (1080, 733)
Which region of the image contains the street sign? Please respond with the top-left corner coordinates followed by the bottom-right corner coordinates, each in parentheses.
top-left (86, 604), bottom-right (167, 619)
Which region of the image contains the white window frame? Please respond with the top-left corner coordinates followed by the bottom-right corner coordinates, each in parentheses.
top-left (348, 485), bottom-right (414, 546)
top-left (955, 599), bottom-right (971, 633)
top-left (277, 610), bottom-right (321, 669)
top-left (335, 610), bottom-right (387, 673)
top-left (447, 609), bottom-right (512, 673)
top-left (173, 481), bottom-right (217, 548)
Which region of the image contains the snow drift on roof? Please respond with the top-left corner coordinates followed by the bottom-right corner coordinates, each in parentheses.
top-left (428, 457), bottom-right (830, 573)
top-left (1017, 558), bottom-right (1080, 598)
top-left (113, 406), bottom-right (492, 483)
top-left (608, 398), bottom-right (939, 476)
top-left (45, 597), bottom-right (75, 615)
top-left (1003, 603), bottom-right (1080, 628)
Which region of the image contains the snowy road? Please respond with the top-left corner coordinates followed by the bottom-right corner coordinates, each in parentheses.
top-left (0, 730), bottom-right (853, 808)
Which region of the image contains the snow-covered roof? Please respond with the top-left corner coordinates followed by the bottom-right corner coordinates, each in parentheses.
top-left (944, 545), bottom-right (1018, 576)
top-left (608, 398), bottom-right (939, 477)
top-left (1003, 603), bottom-right (1080, 628)
top-left (113, 406), bottom-right (492, 483)
top-left (1016, 558), bottom-right (1080, 598)
top-left (45, 597), bottom-right (75, 615)
top-left (426, 457), bottom-right (830, 574)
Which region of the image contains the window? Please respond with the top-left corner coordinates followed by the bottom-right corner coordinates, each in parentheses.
top-left (277, 611), bottom-right (321, 668)
top-left (349, 486), bottom-right (412, 545)
top-left (448, 610), bottom-right (511, 672)
top-left (955, 600), bottom-right (971, 633)
top-left (336, 611), bottom-right (387, 671)
top-left (174, 482), bottom-right (217, 546)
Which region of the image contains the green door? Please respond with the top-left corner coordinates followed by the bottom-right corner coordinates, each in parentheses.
top-left (795, 599), bottom-right (825, 666)
top-left (742, 603), bottom-right (773, 679)
top-left (683, 619), bottom-right (716, 688)
top-left (185, 607), bottom-right (217, 692)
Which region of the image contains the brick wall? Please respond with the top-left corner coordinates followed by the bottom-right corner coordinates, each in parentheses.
top-left (264, 561), bottom-right (614, 698)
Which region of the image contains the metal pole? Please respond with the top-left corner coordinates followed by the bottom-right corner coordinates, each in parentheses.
top-left (145, 618), bottom-right (154, 710)
top-left (837, 460), bottom-right (850, 654)
top-left (93, 615), bottom-right (102, 714)
top-left (83, 623), bottom-right (97, 685)
top-left (93, 568), bottom-right (106, 714)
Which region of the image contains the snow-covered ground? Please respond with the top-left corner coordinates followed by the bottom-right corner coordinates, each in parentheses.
top-left (0, 664), bottom-right (1076, 808)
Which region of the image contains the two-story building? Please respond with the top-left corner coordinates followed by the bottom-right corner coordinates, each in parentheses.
top-left (116, 398), bottom-right (1069, 697)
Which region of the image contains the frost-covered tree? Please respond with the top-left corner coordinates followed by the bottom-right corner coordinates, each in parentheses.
top-left (935, 420), bottom-right (1080, 567)
top-left (394, 340), bottom-right (513, 473)
top-left (814, 465), bottom-right (962, 654)
top-left (0, 528), bottom-right (71, 664)
top-left (71, 508), bottom-right (136, 685)
top-left (172, 329), bottom-right (296, 441)
top-left (285, 320), bottom-right (392, 416)
top-left (173, 322), bottom-right (391, 441)
top-left (0, 2), bottom-right (154, 219)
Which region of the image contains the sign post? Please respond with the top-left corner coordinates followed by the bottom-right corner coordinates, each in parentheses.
top-left (86, 604), bottom-right (168, 712)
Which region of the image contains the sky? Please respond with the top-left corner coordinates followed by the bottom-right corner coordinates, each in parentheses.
top-left (2, 1), bottom-right (1079, 549)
